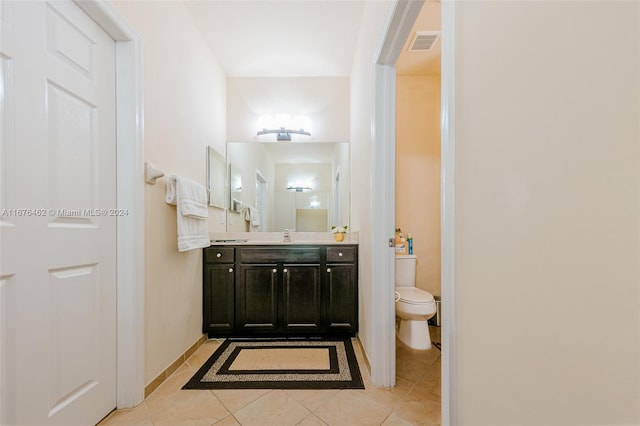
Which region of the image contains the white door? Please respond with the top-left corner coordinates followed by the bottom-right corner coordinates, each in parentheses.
top-left (0, 1), bottom-right (117, 424)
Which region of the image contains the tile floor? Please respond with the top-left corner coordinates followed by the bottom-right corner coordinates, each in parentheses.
top-left (99, 327), bottom-right (441, 426)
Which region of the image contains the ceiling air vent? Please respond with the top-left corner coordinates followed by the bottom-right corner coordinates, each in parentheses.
top-left (408, 31), bottom-right (440, 52)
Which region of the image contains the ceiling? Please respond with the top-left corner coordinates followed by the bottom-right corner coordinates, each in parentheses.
top-left (396, 1), bottom-right (441, 76)
top-left (184, 0), bottom-right (440, 78)
top-left (184, 1), bottom-right (366, 77)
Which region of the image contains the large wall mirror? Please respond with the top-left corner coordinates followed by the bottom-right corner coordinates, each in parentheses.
top-left (226, 142), bottom-right (349, 232)
top-left (206, 146), bottom-right (226, 209)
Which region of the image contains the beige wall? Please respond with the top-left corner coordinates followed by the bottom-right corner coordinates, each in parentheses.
top-left (227, 77), bottom-right (350, 143)
top-left (226, 143), bottom-right (276, 232)
top-left (274, 163), bottom-right (332, 192)
top-left (112, 1), bottom-right (227, 385)
top-left (396, 75), bottom-right (441, 296)
top-left (452, 1), bottom-right (639, 424)
top-left (273, 163), bottom-right (332, 231)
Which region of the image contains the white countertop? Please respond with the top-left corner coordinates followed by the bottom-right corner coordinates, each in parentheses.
top-left (209, 240), bottom-right (357, 246)
top-left (208, 231), bottom-right (359, 246)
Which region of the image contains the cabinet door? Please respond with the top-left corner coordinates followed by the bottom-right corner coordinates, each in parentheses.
top-left (203, 264), bottom-right (235, 335)
top-left (326, 264), bottom-right (357, 333)
top-left (237, 265), bottom-right (279, 332)
top-left (282, 264), bottom-right (322, 332)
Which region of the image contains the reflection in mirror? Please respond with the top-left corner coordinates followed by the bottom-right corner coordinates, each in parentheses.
top-left (229, 163), bottom-right (243, 213)
top-left (226, 142), bottom-right (349, 232)
top-left (206, 146), bottom-right (226, 209)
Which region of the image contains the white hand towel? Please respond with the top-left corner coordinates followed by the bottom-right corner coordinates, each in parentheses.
top-left (249, 207), bottom-right (260, 227)
top-left (165, 175), bottom-right (209, 252)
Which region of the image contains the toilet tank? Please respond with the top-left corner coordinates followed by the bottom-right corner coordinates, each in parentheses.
top-left (395, 255), bottom-right (417, 287)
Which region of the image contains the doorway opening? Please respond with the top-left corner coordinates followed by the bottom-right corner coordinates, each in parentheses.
top-left (372, 0), bottom-right (455, 424)
top-left (255, 170), bottom-right (267, 231)
top-left (333, 170), bottom-right (341, 225)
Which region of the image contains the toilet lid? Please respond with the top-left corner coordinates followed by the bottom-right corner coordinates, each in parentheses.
top-left (395, 287), bottom-right (435, 305)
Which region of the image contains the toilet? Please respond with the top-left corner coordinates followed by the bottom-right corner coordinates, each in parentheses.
top-left (395, 255), bottom-right (437, 350)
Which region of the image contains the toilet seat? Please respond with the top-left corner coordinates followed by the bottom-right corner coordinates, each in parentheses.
top-left (395, 287), bottom-right (435, 305)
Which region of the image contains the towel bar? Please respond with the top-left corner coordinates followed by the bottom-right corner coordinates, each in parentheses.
top-left (145, 161), bottom-right (165, 184)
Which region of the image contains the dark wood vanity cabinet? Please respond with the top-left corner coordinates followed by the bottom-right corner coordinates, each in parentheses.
top-left (281, 264), bottom-right (322, 332)
top-left (203, 244), bottom-right (358, 337)
top-left (236, 264), bottom-right (279, 332)
top-left (326, 246), bottom-right (358, 332)
top-left (203, 247), bottom-right (235, 335)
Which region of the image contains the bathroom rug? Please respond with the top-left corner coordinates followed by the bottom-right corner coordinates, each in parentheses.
top-left (182, 338), bottom-right (364, 390)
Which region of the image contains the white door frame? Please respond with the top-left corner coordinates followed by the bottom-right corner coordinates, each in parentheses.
top-left (439, 2), bottom-right (456, 423)
top-left (74, 0), bottom-right (145, 408)
top-left (255, 168), bottom-right (267, 231)
top-left (371, 0), bottom-right (456, 424)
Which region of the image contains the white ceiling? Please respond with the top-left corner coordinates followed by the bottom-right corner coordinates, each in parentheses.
top-left (184, 1), bottom-right (366, 77)
top-left (184, 0), bottom-right (440, 78)
top-left (396, 1), bottom-right (441, 76)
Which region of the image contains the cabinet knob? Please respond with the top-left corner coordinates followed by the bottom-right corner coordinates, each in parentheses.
top-left (339, 252), bottom-right (343, 257)
top-left (283, 268), bottom-right (288, 273)
top-left (216, 252), bottom-right (222, 258)
top-left (228, 268), bottom-right (233, 273)
top-left (272, 269), bottom-right (277, 274)
top-left (327, 268), bottom-right (331, 273)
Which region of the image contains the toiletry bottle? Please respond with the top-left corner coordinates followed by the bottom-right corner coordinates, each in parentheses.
top-left (395, 228), bottom-right (407, 255)
top-left (407, 233), bottom-right (413, 255)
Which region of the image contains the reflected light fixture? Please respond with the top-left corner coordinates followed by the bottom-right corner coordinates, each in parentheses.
top-left (257, 127), bottom-right (311, 141)
top-left (287, 185), bottom-right (312, 192)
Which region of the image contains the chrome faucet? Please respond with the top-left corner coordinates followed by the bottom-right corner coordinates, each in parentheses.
top-left (283, 229), bottom-right (294, 243)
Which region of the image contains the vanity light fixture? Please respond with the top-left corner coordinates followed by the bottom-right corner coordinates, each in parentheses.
top-left (287, 185), bottom-right (312, 192)
top-left (257, 127), bottom-right (311, 141)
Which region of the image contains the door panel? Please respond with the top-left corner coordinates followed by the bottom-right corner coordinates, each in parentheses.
top-left (46, 4), bottom-right (94, 79)
top-left (204, 264), bottom-right (235, 333)
top-left (326, 264), bottom-right (357, 331)
top-left (282, 264), bottom-right (321, 331)
top-left (0, 274), bottom-right (16, 425)
top-left (47, 82), bottom-right (98, 217)
top-left (48, 264), bottom-right (100, 416)
top-left (237, 265), bottom-right (278, 330)
top-left (0, 53), bottom-right (15, 226)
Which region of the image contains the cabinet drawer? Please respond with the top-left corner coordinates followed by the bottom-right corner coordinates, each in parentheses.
top-left (326, 246), bottom-right (356, 262)
top-left (205, 247), bottom-right (235, 263)
top-left (240, 247), bottom-right (321, 263)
